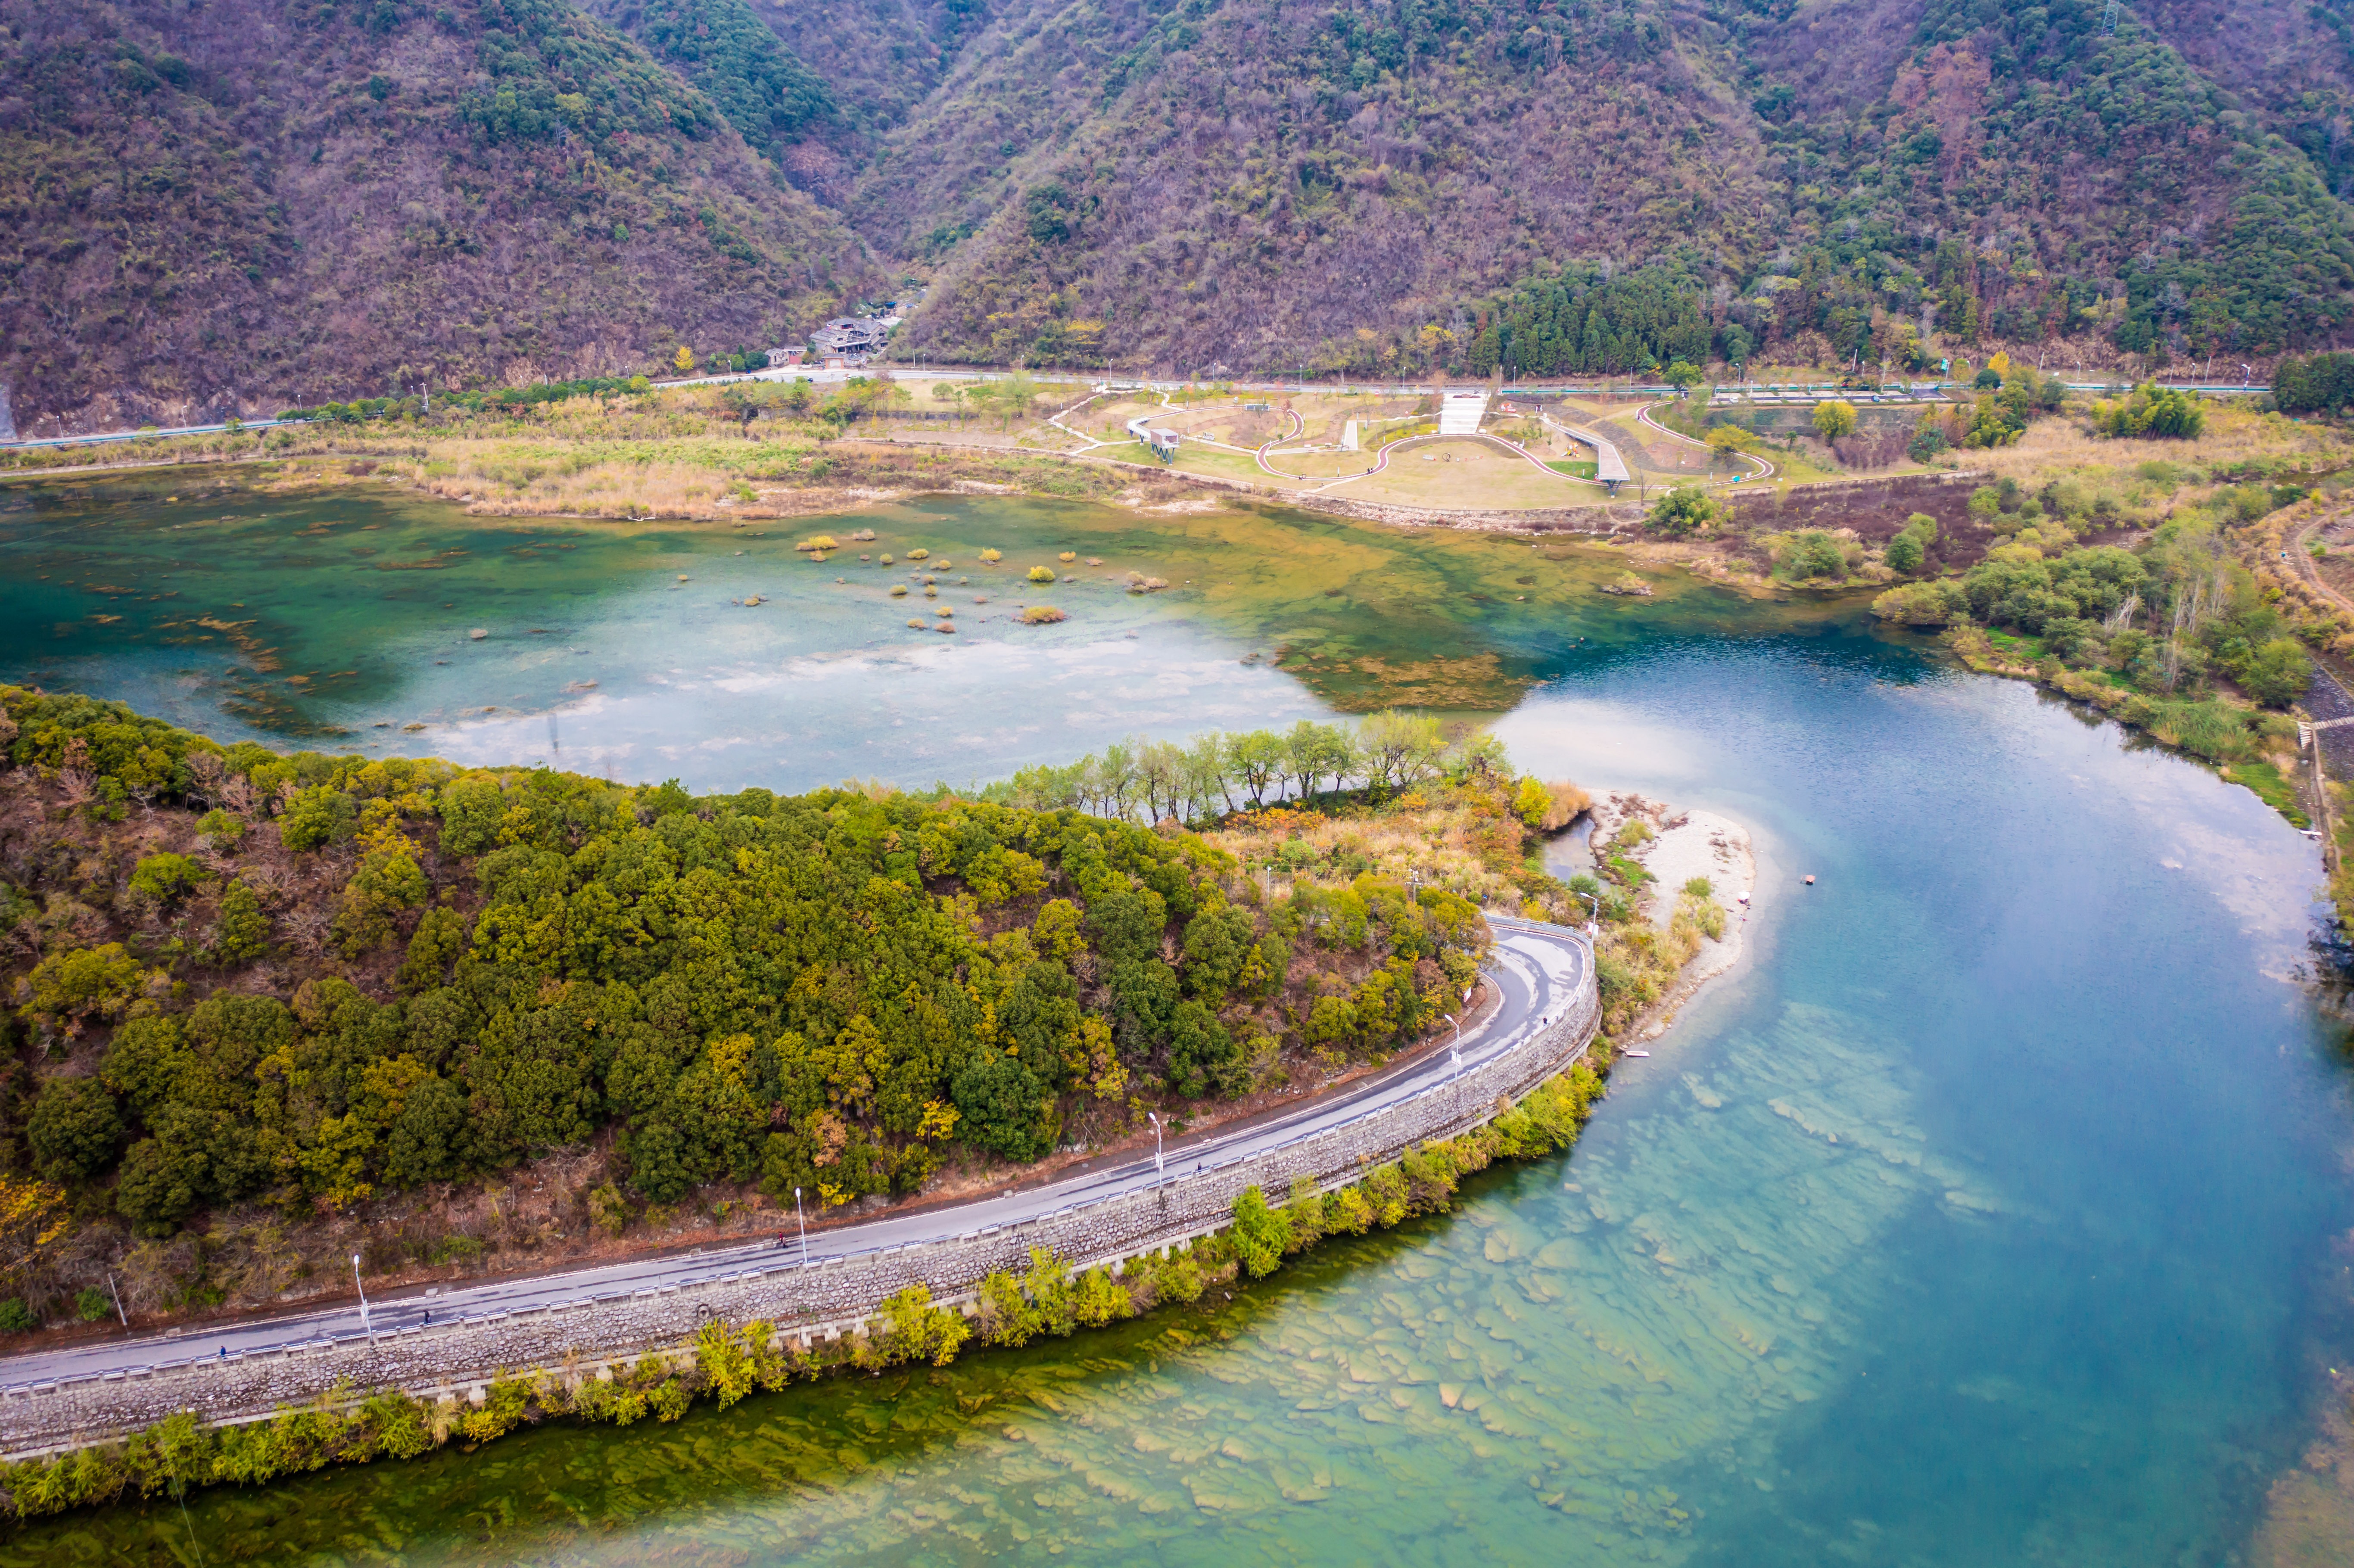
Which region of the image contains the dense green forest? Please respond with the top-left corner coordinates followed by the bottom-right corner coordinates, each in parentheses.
top-left (0, 691), bottom-right (1527, 1253)
top-left (1463, 264), bottom-right (1719, 379)
top-left (2273, 352), bottom-right (2354, 413)
top-left (580, 0), bottom-right (835, 164)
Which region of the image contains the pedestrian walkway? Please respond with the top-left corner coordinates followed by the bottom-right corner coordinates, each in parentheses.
top-left (1544, 415), bottom-right (1632, 493)
top-left (1438, 391), bottom-right (1489, 436)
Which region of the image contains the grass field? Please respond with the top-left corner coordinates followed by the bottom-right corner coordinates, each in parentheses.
top-left (1341, 439), bottom-right (1604, 510)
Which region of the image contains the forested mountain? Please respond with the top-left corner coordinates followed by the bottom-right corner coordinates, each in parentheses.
top-left (883, 0), bottom-right (2354, 373)
top-left (0, 0), bottom-right (871, 436)
top-left (9, 0), bottom-right (2354, 427)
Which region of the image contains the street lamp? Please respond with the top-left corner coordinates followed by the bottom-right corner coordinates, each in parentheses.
top-left (1572, 889), bottom-right (1599, 935)
top-left (352, 1254), bottom-right (372, 1340)
top-left (1442, 1013), bottom-right (1462, 1072)
top-left (794, 1187), bottom-right (809, 1263)
top-left (1148, 1111), bottom-right (1165, 1175)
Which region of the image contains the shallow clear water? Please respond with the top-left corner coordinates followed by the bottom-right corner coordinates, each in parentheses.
top-left (0, 469), bottom-right (1790, 785)
top-left (3, 476), bottom-right (2348, 1564)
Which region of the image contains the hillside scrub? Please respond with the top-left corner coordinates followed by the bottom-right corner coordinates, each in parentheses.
top-left (0, 0), bottom-right (872, 436)
top-left (1872, 485), bottom-right (2307, 772)
top-left (0, 692), bottom-right (1608, 1332)
top-left (0, 1059), bottom-right (1604, 1525)
top-left (17, 0), bottom-right (2354, 426)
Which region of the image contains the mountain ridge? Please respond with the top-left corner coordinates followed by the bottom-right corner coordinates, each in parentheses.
top-left (7, 0), bottom-right (2354, 430)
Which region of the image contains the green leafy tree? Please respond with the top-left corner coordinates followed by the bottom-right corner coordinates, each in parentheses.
top-left (28, 1078), bottom-right (122, 1184)
top-left (1513, 776), bottom-right (1553, 827)
top-left (276, 786), bottom-right (357, 852)
top-left (1870, 581), bottom-right (1969, 625)
top-left (1230, 1184), bottom-right (1294, 1278)
top-left (2093, 383), bottom-right (2205, 439)
top-left (1645, 485), bottom-right (1718, 538)
top-left (129, 853), bottom-right (211, 904)
top-left (950, 1053), bottom-right (1049, 1160)
top-left (1166, 1000), bottom-right (1240, 1098)
top-left (1705, 424), bottom-right (1760, 460)
top-left (2240, 638), bottom-right (2313, 708)
top-left (21, 944), bottom-right (148, 1033)
top-left (212, 880), bottom-right (270, 963)
top-left (1884, 514), bottom-right (1938, 574)
top-left (1778, 530), bottom-right (1850, 581)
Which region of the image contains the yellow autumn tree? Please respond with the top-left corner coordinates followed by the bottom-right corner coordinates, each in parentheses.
top-left (674, 345), bottom-right (694, 374)
top-left (0, 1175), bottom-right (69, 1288)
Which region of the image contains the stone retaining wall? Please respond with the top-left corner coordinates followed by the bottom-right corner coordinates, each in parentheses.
top-left (0, 953), bottom-right (1599, 1458)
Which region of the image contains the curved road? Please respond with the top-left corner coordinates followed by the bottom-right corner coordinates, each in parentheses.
top-left (1633, 401), bottom-right (1775, 483)
top-left (0, 919), bottom-right (1593, 1393)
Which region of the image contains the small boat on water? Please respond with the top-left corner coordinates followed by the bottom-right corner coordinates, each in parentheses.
top-left (1624, 1050), bottom-right (1651, 1058)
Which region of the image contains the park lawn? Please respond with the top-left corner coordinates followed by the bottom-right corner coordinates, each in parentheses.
top-left (1341, 440), bottom-right (1606, 510)
top-left (1267, 448), bottom-right (1380, 479)
top-left (1171, 444), bottom-right (1278, 486)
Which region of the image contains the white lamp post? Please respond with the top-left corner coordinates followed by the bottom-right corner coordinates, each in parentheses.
top-left (794, 1187), bottom-right (809, 1263)
top-left (1148, 1112), bottom-right (1165, 1175)
top-left (352, 1254), bottom-right (372, 1340)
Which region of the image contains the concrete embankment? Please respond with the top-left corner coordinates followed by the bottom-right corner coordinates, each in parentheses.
top-left (0, 955), bottom-right (1600, 1459)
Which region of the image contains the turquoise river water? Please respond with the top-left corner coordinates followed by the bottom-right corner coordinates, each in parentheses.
top-left (1, 470), bottom-right (2350, 1564)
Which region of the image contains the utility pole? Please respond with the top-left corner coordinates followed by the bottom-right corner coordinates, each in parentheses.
top-left (794, 1187), bottom-right (809, 1263)
top-left (352, 1254), bottom-right (373, 1340)
top-left (1148, 1111), bottom-right (1165, 1174)
top-left (106, 1272), bottom-right (128, 1328)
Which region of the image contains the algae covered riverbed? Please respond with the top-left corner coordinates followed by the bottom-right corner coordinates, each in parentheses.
top-left (3, 473), bottom-right (2351, 1564)
top-left (0, 468), bottom-right (1794, 784)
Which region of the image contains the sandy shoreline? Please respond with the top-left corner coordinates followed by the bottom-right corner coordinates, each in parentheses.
top-left (1585, 790), bottom-right (1759, 1044)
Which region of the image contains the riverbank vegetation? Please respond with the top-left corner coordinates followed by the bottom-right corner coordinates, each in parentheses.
top-left (1868, 471), bottom-right (2310, 780)
top-left (0, 377), bottom-right (1120, 523)
top-left (0, 690), bottom-right (1639, 1341)
top-left (1747, 386), bottom-right (2354, 838)
top-left (0, 1057), bottom-right (1602, 1524)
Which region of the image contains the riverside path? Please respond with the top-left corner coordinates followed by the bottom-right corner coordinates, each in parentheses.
top-left (0, 919), bottom-right (1595, 1396)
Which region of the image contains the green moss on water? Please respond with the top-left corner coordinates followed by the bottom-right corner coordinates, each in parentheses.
top-left (0, 476), bottom-right (1846, 747)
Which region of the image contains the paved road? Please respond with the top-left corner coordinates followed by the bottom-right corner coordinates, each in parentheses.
top-left (0, 919), bottom-right (1592, 1392)
top-left (1, 378), bottom-right (2272, 454)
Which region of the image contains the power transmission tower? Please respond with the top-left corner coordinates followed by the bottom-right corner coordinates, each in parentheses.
top-left (2102, 0), bottom-right (2120, 34)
